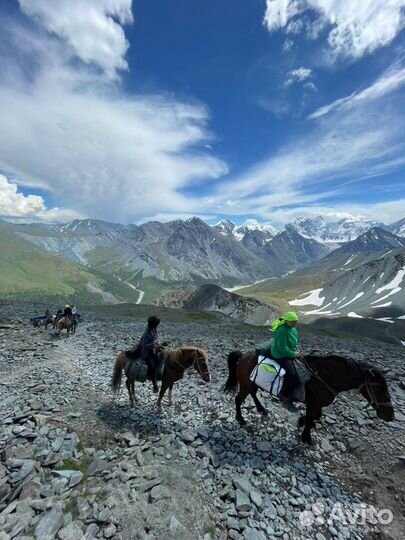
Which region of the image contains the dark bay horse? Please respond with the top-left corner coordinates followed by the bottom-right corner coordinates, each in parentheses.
top-left (55, 316), bottom-right (72, 336)
top-left (223, 351), bottom-right (394, 444)
top-left (111, 346), bottom-right (210, 408)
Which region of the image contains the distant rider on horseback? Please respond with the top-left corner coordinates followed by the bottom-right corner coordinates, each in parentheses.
top-left (63, 304), bottom-right (73, 321)
top-left (131, 315), bottom-right (161, 393)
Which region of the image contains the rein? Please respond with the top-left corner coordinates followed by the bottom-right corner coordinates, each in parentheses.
top-left (299, 357), bottom-right (390, 410)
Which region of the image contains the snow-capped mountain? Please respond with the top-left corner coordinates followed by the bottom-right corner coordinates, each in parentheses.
top-left (236, 220), bottom-right (278, 238)
top-left (327, 227), bottom-right (405, 255)
top-left (10, 216), bottom-right (327, 287)
top-left (288, 248), bottom-right (404, 320)
top-left (291, 216), bottom-right (385, 243)
top-left (52, 219), bottom-right (126, 237)
top-left (387, 217), bottom-right (405, 237)
top-left (264, 226), bottom-right (329, 269)
top-left (213, 219), bottom-right (239, 238)
top-left (213, 219), bottom-right (278, 243)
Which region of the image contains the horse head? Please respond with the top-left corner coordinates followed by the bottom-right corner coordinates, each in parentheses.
top-left (193, 349), bottom-right (210, 383)
top-left (360, 367), bottom-right (395, 422)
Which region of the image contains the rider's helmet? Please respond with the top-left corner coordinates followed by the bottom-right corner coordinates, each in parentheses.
top-left (65, 304), bottom-right (70, 308)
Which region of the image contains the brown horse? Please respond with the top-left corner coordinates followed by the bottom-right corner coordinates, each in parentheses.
top-left (55, 316), bottom-right (72, 336)
top-left (223, 351), bottom-right (395, 444)
top-left (111, 346), bottom-right (210, 408)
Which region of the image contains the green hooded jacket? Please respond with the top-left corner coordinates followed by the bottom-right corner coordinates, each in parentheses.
top-left (270, 323), bottom-right (299, 359)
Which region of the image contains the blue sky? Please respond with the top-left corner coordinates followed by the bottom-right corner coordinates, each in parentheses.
top-left (0, 0), bottom-right (404, 226)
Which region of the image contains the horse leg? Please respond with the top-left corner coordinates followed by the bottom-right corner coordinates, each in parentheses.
top-left (167, 383), bottom-right (174, 406)
top-left (156, 378), bottom-right (170, 408)
top-left (301, 404), bottom-right (323, 445)
top-left (126, 379), bottom-right (134, 407)
top-left (250, 386), bottom-right (268, 416)
top-left (235, 385), bottom-right (249, 426)
top-left (131, 381), bottom-right (138, 402)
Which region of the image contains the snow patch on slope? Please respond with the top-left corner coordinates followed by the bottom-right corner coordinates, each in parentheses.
top-left (289, 288), bottom-right (325, 307)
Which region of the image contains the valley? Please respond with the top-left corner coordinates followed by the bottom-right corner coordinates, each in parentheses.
top-left (1, 217), bottom-right (404, 346)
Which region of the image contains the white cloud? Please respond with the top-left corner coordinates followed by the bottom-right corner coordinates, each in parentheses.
top-left (18, 0), bottom-right (133, 78)
top-left (0, 175), bottom-right (80, 222)
top-left (286, 18), bottom-right (304, 34)
top-left (304, 81), bottom-right (317, 91)
top-left (309, 65), bottom-right (405, 119)
top-left (0, 20), bottom-right (228, 224)
top-left (282, 38), bottom-right (294, 52)
top-left (285, 67), bottom-right (313, 86)
top-left (264, 0), bottom-right (405, 60)
top-left (199, 77), bottom-right (404, 220)
top-left (265, 199), bottom-right (405, 227)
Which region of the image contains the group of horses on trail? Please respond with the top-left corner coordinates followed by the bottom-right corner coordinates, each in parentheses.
top-left (110, 344), bottom-right (395, 445)
top-left (31, 311), bottom-right (79, 336)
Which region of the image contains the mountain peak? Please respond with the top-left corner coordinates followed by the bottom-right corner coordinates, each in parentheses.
top-left (331, 226), bottom-right (405, 254)
top-left (213, 219), bottom-right (237, 236)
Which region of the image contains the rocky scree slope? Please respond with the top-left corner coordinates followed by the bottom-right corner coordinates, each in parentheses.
top-left (0, 302), bottom-right (404, 540)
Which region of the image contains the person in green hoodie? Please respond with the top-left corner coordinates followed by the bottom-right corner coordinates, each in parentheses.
top-left (258, 311), bottom-right (300, 413)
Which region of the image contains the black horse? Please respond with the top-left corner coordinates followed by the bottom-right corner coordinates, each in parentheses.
top-left (223, 351), bottom-right (395, 444)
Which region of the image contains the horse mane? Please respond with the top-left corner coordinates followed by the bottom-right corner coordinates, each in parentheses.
top-left (164, 346), bottom-right (208, 366)
top-left (165, 347), bottom-right (183, 366)
top-left (303, 353), bottom-right (385, 381)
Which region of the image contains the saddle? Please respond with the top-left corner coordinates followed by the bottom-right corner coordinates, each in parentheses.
top-left (250, 356), bottom-right (311, 402)
top-left (124, 353), bottom-right (165, 383)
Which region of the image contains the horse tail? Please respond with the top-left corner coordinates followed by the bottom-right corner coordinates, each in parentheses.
top-left (111, 352), bottom-right (125, 395)
top-left (223, 350), bottom-right (242, 394)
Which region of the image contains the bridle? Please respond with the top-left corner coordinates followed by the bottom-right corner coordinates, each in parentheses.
top-left (191, 349), bottom-right (210, 379)
top-left (163, 348), bottom-right (209, 379)
top-left (357, 380), bottom-right (392, 409)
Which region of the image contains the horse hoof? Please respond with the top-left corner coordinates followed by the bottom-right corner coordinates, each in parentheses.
top-left (297, 415), bottom-right (306, 428)
top-left (260, 409), bottom-right (268, 416)
top-left (237, 418), bottom-right (246, 426)
top-left (302, 434), bottom-right (314, 445)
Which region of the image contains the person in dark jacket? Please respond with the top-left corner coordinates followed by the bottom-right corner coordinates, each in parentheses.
top-left (63, 305), bottom-right (73, 320)
top-left (270, 311), bottom-right (300, 413)
top-left (138, 315), bottom-right (161, 393)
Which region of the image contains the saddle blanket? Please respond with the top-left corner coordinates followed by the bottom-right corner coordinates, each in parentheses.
top-left (249, 356), bottom-right (285, 396)
top-left (124, 356), bottom-right (165, 383)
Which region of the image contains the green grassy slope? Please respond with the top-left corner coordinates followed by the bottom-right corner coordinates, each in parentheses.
top-left (236, 273), bottom-right (327, 311)
top-left (0, 228), bottom-right (138, 304)
top-left (86, 246), bottom-right (181, 304)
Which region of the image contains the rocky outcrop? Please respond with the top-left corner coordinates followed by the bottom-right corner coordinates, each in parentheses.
top-left (155, 284), bottom-right (278, 326)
